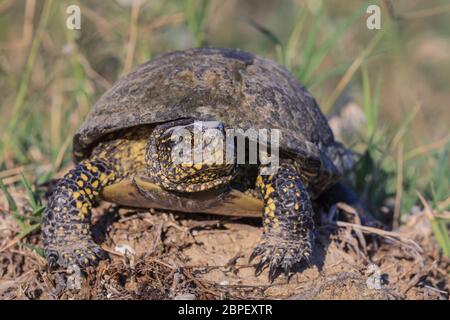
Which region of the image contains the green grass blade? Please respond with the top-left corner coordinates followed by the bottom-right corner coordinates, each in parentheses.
top-left (0, 178), bottom-right (18, 213)
top-left (285, 8), bottom-right (307, 69)
top-left (296, 7), bottom-right (323, 82)
top-left (16, 222), bottom-right (41, 240)
top-left (20, 172), bottom-right (40, 210)
top-left (245, 19), bottom-right (285, 65)
top-left (181, 0), bottom-right (211, 47)
top-left (9, 211), bottom-right (43, 224)
top-left (431, 218), bottom-right (450, 257)
top-left (309, 62), bottom-right (350, 88)
top-left (1, 0), bottom-right (54, 164)
top-left (23, 244), bottom-right (45, 257)
top-left (361, 57), bottom-right (372, 137)
top-left (300, 3), bottom-right (367, 84)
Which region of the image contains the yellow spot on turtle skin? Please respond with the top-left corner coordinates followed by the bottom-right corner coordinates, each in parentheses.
top-left (264, 218), bottom-right (271, 225)
top-left (85, 188), bottom-right (92, 195)
top-left (273, 218), bottom-right (279, 228)
top-left (265, 207), bottom-right (275, 218)
top-left (76, 201), bottom-right (83, 209)
top-left (81, 173), bottom-right (89, 181)
top-left (92, 180), bottom-right (99, 188)
top-left (181, 162), bottom-right (193, 168)
top-left (100, 173), bottom-right (107, 182)
top-left (269, 202), bottom-right (276, 211)
top-left (73, 192), bottom-right (80, 200)
top-left (193, 163), bottom-right (203, 171)
top-left (84, 258), bottom-right (89, 265)
top-left (294, 203), bottom-right (300, 210)
top-left (77, 180), bottom-right (84, 187)
top-left (68, 174), bottom-right (73, 178)
top-left (81, 206), bottom-right (88, 215)
top-left (265, 185), bottom-right (275, 196)
top-left (256, 176), bottom-right (263, 187)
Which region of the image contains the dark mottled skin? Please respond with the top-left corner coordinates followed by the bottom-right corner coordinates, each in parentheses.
top-left (252, 164), bottom-right (314, 280)
top-left (44, 48), bottom-right (356, 281)
top-left (43, 128), bottom-right (150, 268)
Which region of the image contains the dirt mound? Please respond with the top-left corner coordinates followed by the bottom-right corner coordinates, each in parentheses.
top-left (0, 199), bottom-right (448, 300)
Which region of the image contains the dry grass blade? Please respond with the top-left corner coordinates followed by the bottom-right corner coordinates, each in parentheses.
top-left (76, 50), bottom-right (111, 90)
top-left (390, 104), bottom-right (421, 149)
top-left (322, 28), bottom-right (385, 112)
top-left (404, 134), bottom-right (450, 161)
top-left (437, 197), bottom-right (450, 212)
top-left (149, 13), bottom-right (185, 30)
top-left (335, 221), bottom-right (423, 253)
top-left (0, 222), bottom-right (41, 253)
top-left (0, 0), bottom-right (35, 49)
top-left (0, 0), bottom-right (13, 13)
top-left (122, 0), bottom-right (141, 75)
top-left (335, 203), bottom-right (367, 255)
top-left (416, 191), bottom-right (434, 220)
top-left (401, 3), bottom-right (450, 19)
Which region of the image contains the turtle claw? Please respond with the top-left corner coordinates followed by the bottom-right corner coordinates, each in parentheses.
top-left (269, 258), bottom-right (282, 282)
top-left (250, 236), bottom-right (311, 282)
top-left (249, 245), bottom-right (264, 264)
top-left (45, 241), bottom-right (108, 269)
top-left (255, 260), bottom-right (266, 277)
top-left (46, 251), bottom-right (60, 270)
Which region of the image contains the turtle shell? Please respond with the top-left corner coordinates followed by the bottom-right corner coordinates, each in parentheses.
top-left (73, 48), bottom-right (354, 183)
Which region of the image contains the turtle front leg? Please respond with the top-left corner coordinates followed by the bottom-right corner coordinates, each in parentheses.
top-left (42, 159), bottom-right (116, 269)
top-left (250, 164), bottom-right (314, 282)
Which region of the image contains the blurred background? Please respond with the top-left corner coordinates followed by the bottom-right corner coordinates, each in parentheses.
top-left (0, 0), bottom-right (448, 238)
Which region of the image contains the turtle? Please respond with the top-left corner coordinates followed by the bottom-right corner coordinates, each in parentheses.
top-left (42, 47), bottom-right (357, 281)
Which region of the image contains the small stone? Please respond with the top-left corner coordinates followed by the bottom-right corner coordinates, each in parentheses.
top-left (173, 293), bottom-right (196, 300)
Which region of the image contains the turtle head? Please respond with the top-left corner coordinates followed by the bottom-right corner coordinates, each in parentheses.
top-left (148, 120), bottom-right (236, 192)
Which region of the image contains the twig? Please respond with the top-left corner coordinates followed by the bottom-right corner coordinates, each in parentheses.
top-left (335, 221), bottom-right (422, 253)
